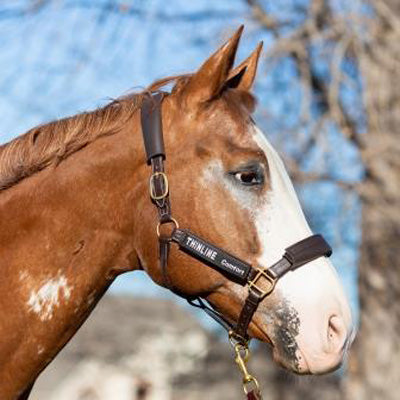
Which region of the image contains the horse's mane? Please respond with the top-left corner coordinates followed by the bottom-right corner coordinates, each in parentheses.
top-left (0, 73), bottom-right (254, 191)
top-left (0, 75), bottom-right (189, 191)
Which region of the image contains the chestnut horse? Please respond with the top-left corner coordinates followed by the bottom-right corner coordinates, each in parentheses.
top-left (0, 27), bottom-right (354, 399)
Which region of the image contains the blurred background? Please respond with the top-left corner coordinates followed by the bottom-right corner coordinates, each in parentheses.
top-left (0, 1), bottom-right (398, 399)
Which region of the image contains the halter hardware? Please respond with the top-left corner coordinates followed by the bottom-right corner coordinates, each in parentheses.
top-left (149, 171), bottom-right (169, 200)
top-left (140, 92), bottom-right (333, 400)
top-left (248, 267), bottom-right (276, 299)
top-left (233, 342), bottom-right (260, 395)
top-left (156, 217), bottom-right (179, 238)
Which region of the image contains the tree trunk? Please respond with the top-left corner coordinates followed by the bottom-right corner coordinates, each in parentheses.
top-left (346, 1), bottom-right (400, 396)
top-left (346, 183), bottom-right (400, 400)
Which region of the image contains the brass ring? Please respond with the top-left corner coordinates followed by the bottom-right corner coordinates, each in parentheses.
top-left (156, 217), bottom-right (179, 238)
top-left (243, 376), bottom-right (260, 395)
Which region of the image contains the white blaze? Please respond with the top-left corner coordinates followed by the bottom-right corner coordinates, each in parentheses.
top-left (28, 275), bottom-right (72, 321)
top-left (202, 124), bottom-right (353, 372)
top-left (252, 126), bottom-right (353, 370)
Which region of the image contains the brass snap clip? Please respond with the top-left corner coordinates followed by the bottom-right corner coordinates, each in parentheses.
top-left (232, 341), bottom-right (260, 395)
top-left (149, 171), bottom-right (169, 200)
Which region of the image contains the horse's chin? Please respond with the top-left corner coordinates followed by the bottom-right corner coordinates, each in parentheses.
top-left (251, 322), bottom-right (341, 375)
top-left (266, 336), bottom-right (345, 375)
top-left (270, 345), bottom-right (313, 375)
top-left (251, 322), bottom-right (308, 374)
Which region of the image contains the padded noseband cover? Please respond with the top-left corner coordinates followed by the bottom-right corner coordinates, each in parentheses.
top-left (285, 234), bottom-right (332, 268)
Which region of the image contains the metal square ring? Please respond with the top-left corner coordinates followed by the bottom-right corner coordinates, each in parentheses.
top-left (248, 267), bottom-right (276, 299)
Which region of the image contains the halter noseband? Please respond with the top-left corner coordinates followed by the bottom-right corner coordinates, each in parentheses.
top-left (140, 92), bottom-right (332, 345)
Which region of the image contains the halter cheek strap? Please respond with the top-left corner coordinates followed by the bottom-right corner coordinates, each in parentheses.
top-left (140, 92), bottom-right (176, 290)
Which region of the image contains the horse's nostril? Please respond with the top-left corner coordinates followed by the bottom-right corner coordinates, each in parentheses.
top-left (327, 315), bottom-right (347, 353)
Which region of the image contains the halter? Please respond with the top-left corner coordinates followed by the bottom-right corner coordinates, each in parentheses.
top-left (140, 92), bottom-right (332, 398)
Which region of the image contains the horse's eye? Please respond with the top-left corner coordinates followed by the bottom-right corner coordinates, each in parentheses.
top-left (231, 168), bottom-right (264, 186)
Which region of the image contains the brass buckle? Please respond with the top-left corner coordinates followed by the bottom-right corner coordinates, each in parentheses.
top-left (248, 267), bottom-right (276, 299)
top-left (149, 172), bottom-right (169, 200)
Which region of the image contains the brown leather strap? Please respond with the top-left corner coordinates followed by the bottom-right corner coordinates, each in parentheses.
top-left (268, 234), bottom-right (332, 279)
top-left (284, 233), bottom-right (332, 269)
top-left (266, 257), bottom-right (291, 280)
top-left (247, 388), bottom-right (263, 400)
top-left (159, 237), bottom-right (171, 284)
top-left (235, 289), bottom-right (262, 341)
top-left (151, 156), bottom-right (171, 223)
top-left (141, 93), bottom-right (174, 291)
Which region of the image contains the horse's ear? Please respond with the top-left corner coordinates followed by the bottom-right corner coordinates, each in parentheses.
top-left (225, 41), bottom-right (263, 91)
top-left (184, 26), bottom-right (243, 104)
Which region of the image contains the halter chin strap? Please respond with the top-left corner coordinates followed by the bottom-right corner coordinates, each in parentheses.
top-left (140, 92), bottom-right (332, 345)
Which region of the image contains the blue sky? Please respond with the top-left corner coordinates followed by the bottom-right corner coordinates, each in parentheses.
top-left (0, 0), bottom-right (361, 329)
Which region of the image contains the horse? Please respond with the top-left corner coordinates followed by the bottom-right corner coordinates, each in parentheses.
top-left (0, 26), bottom-right (354, 399)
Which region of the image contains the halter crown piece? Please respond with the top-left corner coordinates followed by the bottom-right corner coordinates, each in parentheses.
top-left (140, 92), bottom-right (332, 399)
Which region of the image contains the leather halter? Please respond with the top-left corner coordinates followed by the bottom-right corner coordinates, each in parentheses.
top-left (140, 92), bottom-right (332, 345)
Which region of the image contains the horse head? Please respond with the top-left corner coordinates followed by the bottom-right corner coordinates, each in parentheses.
top-left (136, 27), bottom-right (354, 375)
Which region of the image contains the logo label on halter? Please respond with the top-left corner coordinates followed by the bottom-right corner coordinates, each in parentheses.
top-left (185, 236), bottom-right (217, 261)
top-left (176, 230), bottom-right (251, 284)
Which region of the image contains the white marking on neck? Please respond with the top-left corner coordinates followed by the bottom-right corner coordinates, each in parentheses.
top-left (28, 275), bottom-right (72, 321)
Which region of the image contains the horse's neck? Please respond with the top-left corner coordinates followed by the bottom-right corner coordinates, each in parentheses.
top-left (0, 118), bottom-right (145, 397)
